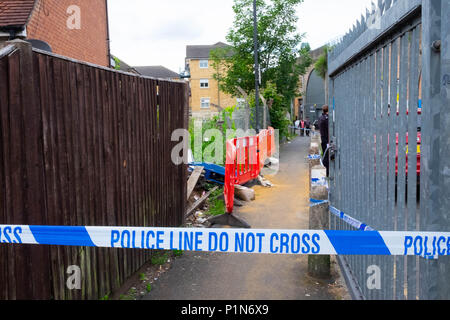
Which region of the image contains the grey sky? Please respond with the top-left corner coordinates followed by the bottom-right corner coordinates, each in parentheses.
top-left (108, 0), bottom-right (373, 73)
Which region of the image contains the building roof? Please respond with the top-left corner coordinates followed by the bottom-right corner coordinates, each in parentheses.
top-left (111, 55), bottom-right (140, 74)
top-left (133, 66), bottom-right (180, 79)
top-left (0, 0), bottom-right (37, 29)
top-left (186, 42), bottom-right (231, 60)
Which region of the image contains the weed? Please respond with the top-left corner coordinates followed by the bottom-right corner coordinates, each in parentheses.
top-left (139, 273), bottom-right (146, 281)
top-left (119, 293), bottom-right (134, 300)
top-left (151, 251), bottom-right (169, 265)
top-left (173, 250), bottom-right (183, 257)
top-left (146, 283), bottom-right (152, 293)
top-left (205, 188), bottom-right (225, 216)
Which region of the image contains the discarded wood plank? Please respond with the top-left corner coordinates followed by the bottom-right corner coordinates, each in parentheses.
top-left (185, 186), bottom-right (219, 218)
top-left (187, 166), bottom-right (204, 200)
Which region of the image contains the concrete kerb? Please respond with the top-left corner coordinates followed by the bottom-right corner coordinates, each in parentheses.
top-left (308, 133), bottom-right (331, 279)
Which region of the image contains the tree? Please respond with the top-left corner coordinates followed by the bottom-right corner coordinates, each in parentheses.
top-left (314, 46), bottom-right (329, 80)
top-left (211, 0), bottom-right (311, 135)
top-left (212, 0), bottom-right (308, 97)
top-left (314, 45), bottom-right (331, 103)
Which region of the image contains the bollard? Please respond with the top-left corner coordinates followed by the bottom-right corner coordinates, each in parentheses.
top-left (309, 143), bottom-right (320, 156)
top-left (308, 165), bottom-right (330, 278)
top-left (308, 156), bottom-right (321, 184)
top-left (309, 129), bottom-right (321, 155)
top-left (309, 134), bottom-right (321, 183)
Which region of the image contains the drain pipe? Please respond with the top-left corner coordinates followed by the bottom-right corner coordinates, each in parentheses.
top-left (105, 0), bottom-right (112, 68)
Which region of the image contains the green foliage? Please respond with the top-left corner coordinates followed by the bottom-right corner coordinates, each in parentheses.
top-left (213, 0), bottom-right (306, 95)
top-left (263, 82), bottom-right (291, 138)
top-left (151, 251), bottom-right (169, 266)
top-left (189, 112), bottom-right (237, 165)
top-left (119, 287), bottom-right (137, 300)
top-left (210, 0), bottom-right (312, 138)
top-left (146, 283), bottom-right (152, 293)
top-left (139, 273), bottom-right (146, 281)
top-left (206, 187), bottom-right (226, 217)
top-left (314, 46), bottom-right (329, 79)
top-left (189, 116), bottom-right (225, 164)
top-left (113, 56), bottom-right (121, 71)
top-left (223, 105), bottom-right (237, 131)
top-left (277, 44), bottom-right (312, 102)
top-left (172, 250), bottom-right (184, 257)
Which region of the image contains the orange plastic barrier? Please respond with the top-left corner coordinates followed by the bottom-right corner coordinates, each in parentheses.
top-left (224, 129), bottom-right (276, 214)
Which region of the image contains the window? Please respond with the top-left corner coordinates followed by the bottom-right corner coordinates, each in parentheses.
top-left (199, 60), bottom-right (208, 68)
top-left (200, 79), bottom-right (209, 88)
top-left (201, 98), bottom-right (210, 109)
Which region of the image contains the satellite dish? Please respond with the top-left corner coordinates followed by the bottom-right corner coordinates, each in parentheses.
top-left (25, 39), bottom-right (52, 52)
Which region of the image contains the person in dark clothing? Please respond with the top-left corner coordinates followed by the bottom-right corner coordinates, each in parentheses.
top-left (318, 105), bottom-right (330, 177)
top-left (304, 119), bottom-right (311, 136)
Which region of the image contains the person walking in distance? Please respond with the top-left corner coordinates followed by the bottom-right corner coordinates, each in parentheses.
top-left (318, 105), bottom-right (330, 177)
top-left (305, 118), bottom-right (311, 137)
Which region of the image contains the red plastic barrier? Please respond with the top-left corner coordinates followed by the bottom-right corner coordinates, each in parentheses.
top-left (224, 140), bottom-right (237, 214)
top-left (235, 136), bottom-right (259, 184)
top-left (258, 130), bottom-right (268, 171)
top-left (224, 129), bottom-right (276, 214)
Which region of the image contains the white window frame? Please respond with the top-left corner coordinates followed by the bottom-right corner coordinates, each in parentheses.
top-left (200, 98), bottom-right (210, 109)
top-left (199, 60), bottom-right (209, 69)
top-left (200, 79), bottom-right (209, 89)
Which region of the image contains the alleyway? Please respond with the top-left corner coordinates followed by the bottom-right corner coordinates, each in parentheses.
top-left (142, 136), bottom-right (349, 300)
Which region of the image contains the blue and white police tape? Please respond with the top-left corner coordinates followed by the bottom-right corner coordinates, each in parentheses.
top-left (310, 198), bottom-right (329, 207)
top-left (329, 206), bottom-right (374, 231)
top-left (1, 224), bottom-right (449, 257)
top-left (328, 206), bottom-right (437, 259)
top-left (308, 154), bottom-right (321, 160)
top-left (311, 177), bottom-right (329, 188)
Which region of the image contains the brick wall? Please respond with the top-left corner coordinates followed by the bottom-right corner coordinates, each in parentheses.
top-left (26, 0), bottom-right (109, 67)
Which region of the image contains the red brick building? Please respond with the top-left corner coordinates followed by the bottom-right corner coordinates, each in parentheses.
top-left (0, 0), bottom-right (110, 67)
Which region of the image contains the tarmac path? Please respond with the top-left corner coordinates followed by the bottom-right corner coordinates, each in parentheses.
top-left (142, 136), bottom-right (349, 300)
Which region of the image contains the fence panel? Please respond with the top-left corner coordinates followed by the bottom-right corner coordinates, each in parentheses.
top-left (328, 0), bottom-right (450, 300)
top-left (0, 41), bottom-right (189, 300)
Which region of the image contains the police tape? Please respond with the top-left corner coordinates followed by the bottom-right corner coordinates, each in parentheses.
top-left (310, 198), bottom-right (329, 207)
top-left (0, 224), bottom-right (449, 257)
top-left (311, 177), bottom-right (329, 188)
top-left (329, 206), bottom-right (374, 231)
top-left (328, 207), bottom-right (437, 259)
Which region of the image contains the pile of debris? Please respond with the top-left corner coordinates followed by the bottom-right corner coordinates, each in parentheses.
top-left (184, 164), bottom-right (273, 228)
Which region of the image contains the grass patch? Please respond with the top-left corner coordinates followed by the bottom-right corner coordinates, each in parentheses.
top-left (205, 187), bottom-right (225, 216)
top-left (173, 250), bottom-right (183, 257)
top-left (119, 294), bottom-right (134, 300)
top-left (151, 251), bottom-right (170, 265)
top-left (119, 287), bottom-right (137, 300)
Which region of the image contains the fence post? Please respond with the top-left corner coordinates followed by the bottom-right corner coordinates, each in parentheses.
top-left (420, 0), bottom-right (450, 300)
top-left (308, 132), bottom-right (321, 187)
top-left (0, 39), bottom-right (51, 299)
top-left (308, 164), bottom-right (330, 278)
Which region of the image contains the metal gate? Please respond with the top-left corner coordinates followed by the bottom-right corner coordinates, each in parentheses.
top-left (328, 0), bottom-right (450, 300)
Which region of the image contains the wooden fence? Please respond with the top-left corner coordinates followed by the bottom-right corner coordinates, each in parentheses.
top-left (0, 40), bottom-right (189, 299)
